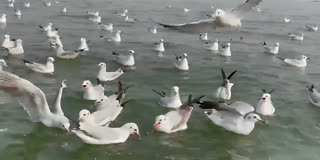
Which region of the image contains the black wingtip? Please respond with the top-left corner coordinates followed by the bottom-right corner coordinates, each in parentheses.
top-left (121, 99), bottom-right (134, 107)
top-left (193, 95), bottom-right (206, 104)
top-left (112, 51), bottom-right (119, 55)
top-left (277, 57), bottom-right (285, 60)
top-left (23, 59), bottom-right (33, 64)
top-left (227, 70), bottom-right (237, 80)
top-left (187, 94), bottom-right (193, 105)
top-left (307, 84), bottom-right (314, 92)
top-left (221, 68), bottom-right (226, 79)
top-left (152, 89), bottom-right (165, 97)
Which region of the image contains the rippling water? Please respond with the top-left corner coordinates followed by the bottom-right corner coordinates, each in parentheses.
top-left (1, 0), bottom-right (320, 159)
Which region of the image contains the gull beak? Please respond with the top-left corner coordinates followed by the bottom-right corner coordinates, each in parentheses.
top-left (259, 119), bottom-right (266, 125)
top-left (5, 64), bottom-right (8, 68)
top-left (133, 129), bottom-right (140, 138)
top-left (78, 117), bottom-right (84, 121)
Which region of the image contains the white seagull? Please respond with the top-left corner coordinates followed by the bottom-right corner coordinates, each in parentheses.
top-left (196, 97), bottom-right (264, 135)
top-left (0, 14), bottom-right (7, 24)
top-left (98, 23), bottom-right (113, 32)
top-left (46, 28), bottom-right (59, 38)
top-left (8, 3), bottom-right (14, 8)
top-left (82, 80), bottom-right (105, 100)
top-left (148, 26), bottom-right (157, 34)
top-left (288, 33), bottom-right (304, 41)
top-left (0, 59), bottom-right (8, 70)
top-left (154, 39), bottom-right (165, 52)
top-left (100, 30), bottom-right (122, 42)
top-left (72, 122), bottom-right (140, 145)
top-left (199, 33), bottom-right (208, 41)
top-left (306, 84), bottom-right (320, 107)
top-left (152, 86), bottom-right (182, 109)
top-left (43, 2), bottom-right (51, 7)
top-left (124, 16), bottom-right (136, 23)
top-left (154, 0), bottom-right (262, 32)
top-left (7, 39), bottom-right (24, 55)
top-left (262, 42), bottom-right (279, 55)
top-left (256, 89), bottom-right (275, 116)
top-left (15, 9), bottom-right (22, 16)
top-left (175, 53), bottom-right (189, 71)
top-left (87, 11), bottom-right (99, 17)
top-left (39, 22), bottom-right (53, 32)
top-left (0, 72), bottom-right (70, 132)
top-left (89, 16), bottom-right (101, 23)
top-left (78, 38), bottom-right (89, 51)
top-left (283, 17), bottom-right (291, 23)
top-left (2, 34), bottom-right (16, 49)
top-left (184, 8), bottom-right (190, 13)
top-left (96, 62), bottom-right (124, 84)
top-left (112, 50), bottom-right (135, 66)
top-left (215, 68), bottom-right (237, 100)
top-left (219, 43), bottom-right (231, 57)
top-left (153, 95), bottom-right (193, 133)
top-left (61, 8), bottom-right (67, 13)
top-left (24, 2), bottom-right (30, 8)
top-left (24, 57), bottom-right (55, 74)
top-left (305, 25), bottom-right (318, 31)
top-left (55, 44), bottom-right (83, 59)
top-left (115, 9), bottom-right (128, 17)
top-left (204, 39), bottom-right (219, 51)
top-left (278, 55), bottom-right (309, 68)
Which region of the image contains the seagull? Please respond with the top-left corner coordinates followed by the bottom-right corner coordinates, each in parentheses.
top-left (87, 11), bottom-right (99, 17)
top-left (256, 89), bottom-right (275, 116)
top-left (0, 59), bottom-right (8, 70)
top-left (78, 38), bottom-right (89, 51)
top-left (96, 62), bottom-right (124, 84)
top-left (288, 33), bottom-right (304, 40)
top-left (98, 23), bottom-right (113, 32)
top-left (152, 86), bottom-right (182, 109)
top-left (43, 2), bottom-right (51, 7)
top-left (305, 25), bottom-right (318, 31)
top-left (7, 39), bottom-right (24, 55)
top-left (262, 42), bottom-right (279, 54)
top-left (39, 22), bottom-right (53, 32)
top-left (306, 84), bottom-right (320, 107)
top-left (153, 0), bottom-right (262, 32)
top-left (24, 2), bottom-right (30, 7)
top-left (199, 33), bottom-right (208, 41)
top-left (54, 44), bottom-right (83, 59)
top-left (215, 68), bottom-right (237, 100)
top-left (47, 28), bottom-right (59, 38)
top-left (153, 95), bottom-right (193, 133)
top-left (115, 9), bottom-right (128, 17)
top-left (82, 80), bottom-right (105, 100)
top-left (257, 8), bottom-right (261, 12)
top-left (124, 16), bottom-right (136, 23)
top-left (183, 8), bottom-right (190, 13)
top-left (175, 53), bottom-right (189, 71)
top-left (195, 96), bottom-right (264, 135)
top-left (154, 39), bottom-right (165, 52)
top-left (278, 55), bottom-right (309, 68)
top-left (283, 17), bottom-right (291, 23)
top-left (100, 30), bottom-right (122, 42)
top-left (49, 34), bottom-right (63, 48)
top-left (148, 26), bottom-right (157, 34)
top-left (219, 43), bottom-right (231, 57)
top-left (0, 72), bottom-right (70, 132)
top-left (2, 34), bottom-right (16, 49)
top-left (204, 39), bottom-right (219, 51)
top-left (72, 122), bottom-right (140, 145)
top-left (8, 3), bottom-right (14, 8)
top-left (112, 50), bottom-right (135, 66)
top-left (0, 14), bottom-right (7, 24)
top-left (24, 57), bottom-right (55, 74)
top-left (89, 16), bottom-right (101, 23)
top-left (15, 9), bottom-right (22, 16)
top-left (61, 7), bottom-right (67, 13)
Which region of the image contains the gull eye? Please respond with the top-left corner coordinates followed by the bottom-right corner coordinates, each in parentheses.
top-left (159, 119), bottom-right (162, 121)
top-left (253, 116), bottom-right (257, 119)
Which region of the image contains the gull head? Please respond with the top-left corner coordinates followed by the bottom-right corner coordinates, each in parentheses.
top-left (16, 39), bottom-right (23, 44)
top-left (47, 57), bottom-right (55, 62)
top-left (4, 34), bottom-right (10, 39)
top-left (123, 123), bottom-right (140, 137)
top-left (80, 38), bottom-right (86, 42)
top-left (244, 113), bottom-right (265, 124)
top-left (260, 89), bottom-right (273, 102)
top-left (94, 97), bottom-right (106, 106)
top-left (82, 80), bottom-right (92, 89)
top-left (59, 116), bottom-right (70, 132)
top-left (61, 80), bottom-right (68, 88)
top-left (213, 9), bottom-right (225, 17)
top-left (171, 86), bottom-right (179, 95)
top-left (183, 53), bottom-right (188, 58)
top-left (48, 22), bottom-right (53, 26)
top-left (1, 14), bottom-right (6, 18)
top-left (98, 62), bottom-right (106, 68)
top-left (109, 23), bottom-right (113, 27)
top-left (154, 115), bottom-right (166, 130)
top-left (214, 39), bottom-right (219, 42)
top-left (78, 109), bottom-right (90, 121)
top-left (160, 39), bottom-right (164, 42)
top-left (275, 43), bottom-right (280, 46)
top-left (116, 30), bottom-right (122, 34)
top-left (0, 59), bottom-right (8, 68)
top-left (226, 43), bottom-right (231, 47)
top-left (128, 50), bottom-right (135, 54)
top-left (301, 55), bottom-right (309, 60)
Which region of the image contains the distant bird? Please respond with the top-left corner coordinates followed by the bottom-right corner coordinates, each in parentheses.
top-left (7, 39), bottom-right (24, 55)
top-left (87, 11), bottom-right (99, 17)
top-left (288, 33), bottom-right (304, 40)
top-left (124, 16), bottom-right (136, 23)
top-left (306, 84), bottom-right (320, 107)
top-left (204, 39), bottom-right (219, 51)
top-left (262, 42), bottom-right (279, 55)
top-left (55, 44), bottom-right (83, 59)
top-left (153, 95), bottom-right (193, 133)
top-left (112, 50), bottom-right (135, 66)
top-left (219, 43), bottom-right (231, 57)
top-left (8, 3), bottom-right (14, 8)
top-left (46, 28), bottom-right (59, 38)
top-left (24, 2), bottom-right (30, 8)
top-left (215, 68), bottom-right (237, 100)
top-left (100, 30), bottom-right (122, 42)
top-left (305, 25), bottom-right (318, 31)
top-left (78, 38), bottom-right (89, 51)
top-left (199, 33), bottom-right (208, 41)
top-left (2, 34), bottom-right (16, 49)
top-left (24, 57), bottom-right (55, 74)
top-left (148, 26), bottom-right (157, 34)
top-left (0, 59), bottom-right (8, 70)
top-left (43, 2), bottom-right (51, 7)
top-left (89, 16), bottom-right (101, 23)
top-left (96, 62), bottom-right (124, 84)
top-left (0, 14), bottom-right (7, 24)
top-left (152, 86), bottom-right (182, 109)
top-left (15, 9), bottom-right (22, 16)
top-left (153, 0), bottom-right (262, 32)
top-left (184, 8), bottom-right (190, 13)
top-left (99, 23), bottom-right (113, 32)
top-left (61, 8), bottom-right (67, 13)
top-left (115, 9), bottom-right (128, 17)
top-left (39, 22), bottom-right (53, 32)
top-left (283, 17), bottom-right (291, 23)
top-left (256, 89), bottom-right (275, 116)
top-left (278, 55), bottom-right (309, 68)
top-left (154, 39), bottom-right (165, 52)
top-left (257, 8), bottom-right (261, 12)
top-left (175, 53), bottom-right (189, 71)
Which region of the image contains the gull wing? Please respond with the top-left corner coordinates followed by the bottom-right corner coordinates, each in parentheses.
top-left (231, 0), bottom-right (263, 18)
top-left (153, 19), bottom-right (216, 33)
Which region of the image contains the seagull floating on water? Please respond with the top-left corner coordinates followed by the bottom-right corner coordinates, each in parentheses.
top-left (154, 95), bottom-right (193, 133)
top-left (215, 68), bottom-right (237, 100)
top-left (47, 28), bottom-right (59, 38)
top-left (305, 25), bottom-right (318, 31)
top-left (306, 84), bottom-right (320, 107)
top-left (87, 11), bottom-right (99, 17)
top-left (115, 9), bottom-right (128, 17)
top-left (112, 50), bottom-right (135, 66)
top-left (24, 57), bottom-right (55, 74)
top-left (2, 34), bottom-right (15, 49)
top-left (55, 44), bottom-right (83, 59)
top-left (148, 26), bottom-right (157, 34)
top-left (89, 16), bottom-right (101, 23)
top-left (39, 22), bottom-right (53, 32)
top-left (96, 62), bottom-right (124, 84)
top-left (0, 72), bottom-right (70, 132)
top-left (255, 89), bottom-right (275, 116)
top-left (0, 14), bottom-right (7, 24)
top-left (262, 42), bottom-right (279, 55)
top-left (8, 3), bottom-right (14, 8)
top-left (124, 16), bottom-right (136, 23)
top-left (24, 2), bottom-right (30, 8)
top-left (219, 43), bottom-right (231, 57)
top-left (99, 23), bottom-right (113, 32)
top-left (154, 39), bottom-right (165, 52)
top-left (82, 80), bottom-right (105, 100)
top-left (152, 86), bottom-right (182, 109)
top-left (175, 53), bottom-right (189, 71)
top-left (78, 38), bottom-right (89, 51)
top-left (7, 39), bottom-right (24, 55)
top-left (15, 9), bottom-right (22, 16)
top-left (204, 39), bottom-right (219, 51)
top-left (283, 17), bottom-right (291, 23)
top-left (278, 55), bottom-right (309, 68)
top-left (183, 8), bottom-right (190, 13)
top-left (61, 8), bottom-right (67, 13)
top-left (288, 33), bottom-right (304, 41)
top-left (101, 30), bottom-right (122, 42)
top-left (199, 33), bottom-right (208, 41)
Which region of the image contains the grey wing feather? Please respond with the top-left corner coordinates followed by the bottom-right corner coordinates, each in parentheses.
top-left (154, 19), bottom-right (216, 33)
top-left (171, 106), bottom-right (193, 131)
top-left (231, 0), bottom-right (263, 17)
